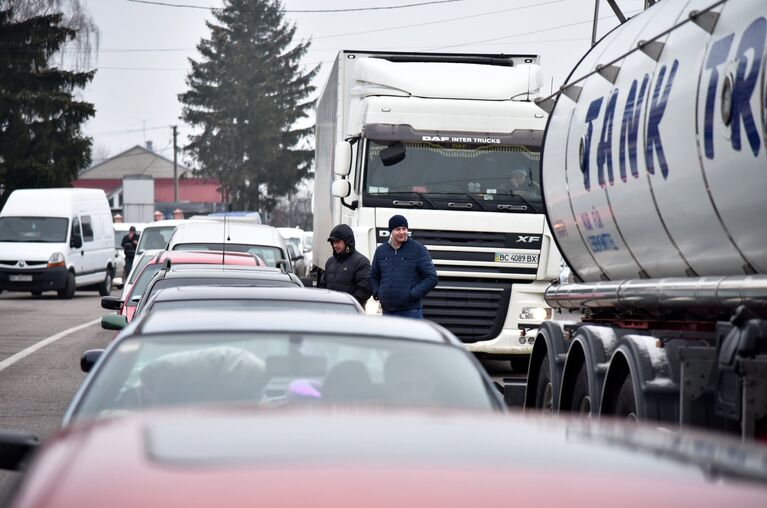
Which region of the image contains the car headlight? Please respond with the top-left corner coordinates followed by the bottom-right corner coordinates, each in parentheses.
top-left (519, 306), bottom-right (551, 321)
top-left (47, 252), bottom-right (66, 268)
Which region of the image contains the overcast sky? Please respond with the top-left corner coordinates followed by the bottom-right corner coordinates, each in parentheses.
top-left (77, 0), bottom-right (644, 165)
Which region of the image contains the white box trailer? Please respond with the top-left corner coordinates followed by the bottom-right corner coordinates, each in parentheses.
top-left (313, 50), bottom-right (563, 361)
top-left (0, 188), bottom-right (115, 298)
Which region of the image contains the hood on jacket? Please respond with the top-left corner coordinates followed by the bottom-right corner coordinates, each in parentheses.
top-left (327, 224), bottom-right (356, 258)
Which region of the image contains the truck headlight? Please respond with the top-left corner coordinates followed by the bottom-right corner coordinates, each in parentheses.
top-left (519, 306), bottom-right (551, 321)
top-left (47, 252), bottom-right (66, 268)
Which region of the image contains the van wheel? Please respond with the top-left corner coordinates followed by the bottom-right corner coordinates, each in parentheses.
top-left (58, 273), bottom-right (76, 299)
top-left (98, 270), bottom-right (113, 296)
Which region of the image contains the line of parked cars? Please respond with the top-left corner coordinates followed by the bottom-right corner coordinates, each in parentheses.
top-left (2, 193), bottom-right (767, 506)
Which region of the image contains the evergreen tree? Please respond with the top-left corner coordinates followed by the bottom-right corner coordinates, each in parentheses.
top-left (180, 0), bottom-right (318, 214)
top-left (0, 1), bottom-right (95, 207)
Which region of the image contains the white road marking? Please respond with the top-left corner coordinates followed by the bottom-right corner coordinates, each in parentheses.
top-left (0, 318), bottom-right (100, 373)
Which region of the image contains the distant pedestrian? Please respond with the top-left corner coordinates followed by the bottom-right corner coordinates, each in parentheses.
top-left (121, 226), bottom-right (139, 278)
top-left (369, 215), bottom-right (438, 319)
top-left (318, 224), bottom-right (372, 307)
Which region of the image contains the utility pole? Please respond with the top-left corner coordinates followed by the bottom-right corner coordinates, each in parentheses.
top-left (172, 125), bottom-right (178, 203)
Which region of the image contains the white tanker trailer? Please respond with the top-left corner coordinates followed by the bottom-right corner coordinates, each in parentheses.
top-left (525, 0), bottom-right (767, 439)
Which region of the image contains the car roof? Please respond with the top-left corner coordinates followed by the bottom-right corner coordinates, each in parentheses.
top-left (130, 309), bottom-right (448, 343)
top-left (147, 286), bottom-right (359, 306)
top-left (142, 219), bottom-right (187, 229)
top-left (114, 223), bottom-right (146, 232)
top-left (159, 264), bottom-right (293, 279)
top-left (17, 410), bottom-right (767, 508)
top-left (152, 250), bottom-right (264, 266)
top-left (169, 221), bottom-right (284, 247)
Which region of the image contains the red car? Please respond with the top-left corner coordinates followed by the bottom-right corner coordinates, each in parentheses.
top-left (100, 250), bottom-right (265, 324)
top-left (4, 410), bottom-right (767, 508)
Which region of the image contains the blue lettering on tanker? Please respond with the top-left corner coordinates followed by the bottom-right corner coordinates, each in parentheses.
top-left (581, 97), bottom-right (603, 191)
top-left (703, 34), bottom-right (734, 159)
top-left (619, 74), bottom-right (649, 182)
top-left (588, 233), bottom-right (619, 253)
top-left (731, 17), bottom-right (765, 157)
top-left (704, 17), bottom-right (767, 159)
top-left (597, 89), bottom-right (619, 187)
top-left (646, 59), bottom-right (678, 179)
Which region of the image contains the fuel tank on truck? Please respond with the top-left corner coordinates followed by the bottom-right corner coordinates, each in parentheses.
top-left (542, 0), bottom-right (767, 283)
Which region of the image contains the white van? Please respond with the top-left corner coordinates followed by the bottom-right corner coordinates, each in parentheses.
top-left (0, 188), bottom-right (115, 298)
top-left (167, 221), bottom-right (294, 271)
top-left (136, 219), bottom-right (186, 255)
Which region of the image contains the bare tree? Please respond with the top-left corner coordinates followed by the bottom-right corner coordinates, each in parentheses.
top-left (12, 0), bottom-right (99, 69)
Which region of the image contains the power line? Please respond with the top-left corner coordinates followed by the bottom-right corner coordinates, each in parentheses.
top-left (124, 0), bottom-right (465, 13)
top-left (426, 9), bottom-right (642, 51)
top-left (312, 0), bottom-right (563, 40)
top-left (93, 124), bottom-right (173, 136)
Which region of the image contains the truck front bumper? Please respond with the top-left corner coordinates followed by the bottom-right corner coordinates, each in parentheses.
top-left (464, 327), bottom-right (536, 355)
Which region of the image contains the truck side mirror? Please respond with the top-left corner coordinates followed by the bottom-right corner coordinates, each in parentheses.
top-left (334, 141), bottom-right (352, 176)
top-left (331, 179), bottom-right (351, 198)
top-left (70, 234), bottom-right (82, 249)
top-left (380, 141), bottom-right (406, 166)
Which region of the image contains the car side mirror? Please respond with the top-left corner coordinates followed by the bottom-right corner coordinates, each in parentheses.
top-left (276, 259), bottom-right (293, 274)
top-left (80, 349), bottom-right (104, 373)
top-left (101, 296), bottom-right (123, 310)
top-left (0, 431), bottom-right (39, 471)
top-left (101, 314), bottom-right (128, 331)
top-left (291, 254), bottom-right (304, 262)
top-left (70, 235), bottom-right (82, 249)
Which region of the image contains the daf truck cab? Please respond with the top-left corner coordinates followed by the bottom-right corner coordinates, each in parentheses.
top-left (313, 51), bottom-right (563, 358)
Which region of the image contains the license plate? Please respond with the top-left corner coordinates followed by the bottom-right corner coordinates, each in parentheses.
top-left (494, 253), bottom-right (539, 264)
top-left (9, 274), bottom-right (33, 282)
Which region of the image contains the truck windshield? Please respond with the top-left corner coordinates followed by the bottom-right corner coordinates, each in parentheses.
top-left (0, 217), bottom-right (69, 243)
top-left (363, 140), bottom-right (541, 208)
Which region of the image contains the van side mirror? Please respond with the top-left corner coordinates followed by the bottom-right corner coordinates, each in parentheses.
top-left (332, 179), bottom-right (351, 198)
top-left (70, 234), bottom-right (82, 249)
top-left (334, 141), bottom-right (352, 176)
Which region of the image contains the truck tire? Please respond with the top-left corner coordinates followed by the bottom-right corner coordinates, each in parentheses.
top-left (98, 270), bottom-right (113, 296)
top-left (570, 365), bottom-right (592, 415)
top-left (58, 272), bottom-right (76, 299)
top-left (615, 376), bottom-right (638, 421)
top-left (534, 353), bottom-right (554, 413)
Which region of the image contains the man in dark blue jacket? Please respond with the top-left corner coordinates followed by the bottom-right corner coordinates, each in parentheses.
top-left (369, 215), bottom-right (438, 319)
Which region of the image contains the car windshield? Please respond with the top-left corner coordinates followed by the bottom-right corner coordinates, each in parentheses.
top-left (128, 264), bottom-right (164, 305)
top-left (72, 332), bottom-right (498, 421)
top-left (128, 253), bottom-right (156, 285)
top-left (152, 299), bottom-right (358, 314)
top-left (0, 217), bottom-right (69, 243)
top-left (174, 243), bottom-right (283, 267)
top-left (137, 226), bottom-right (175, 253)
top-left (364, 140), bottom-right (542, 202)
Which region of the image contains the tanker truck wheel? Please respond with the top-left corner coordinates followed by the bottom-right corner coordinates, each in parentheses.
top-left (534, 353), bottom-right (554, 413)
top-left (570, 365), bottom-right (592, 415)
top-left (614, 376), bottom-right (638, 421)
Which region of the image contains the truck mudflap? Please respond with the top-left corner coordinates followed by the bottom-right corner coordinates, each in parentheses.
top-left (715, 307), bottom-right (767, 439)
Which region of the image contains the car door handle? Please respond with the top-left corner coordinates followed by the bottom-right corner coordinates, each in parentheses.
top-left (81, 251), bottom-right (85, 256)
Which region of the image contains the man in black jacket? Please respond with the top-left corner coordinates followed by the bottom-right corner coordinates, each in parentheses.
top-left (318, 224), bottom-right (372, 307)
top-left (121, 226), bottom-right (139, 278)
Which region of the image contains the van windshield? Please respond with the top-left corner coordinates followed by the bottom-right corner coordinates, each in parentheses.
top-left (0, 217), bottom-right (69, 243)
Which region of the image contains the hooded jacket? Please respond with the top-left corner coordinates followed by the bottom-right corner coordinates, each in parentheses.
top-left (318, 224), bottom-right (372, 307)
